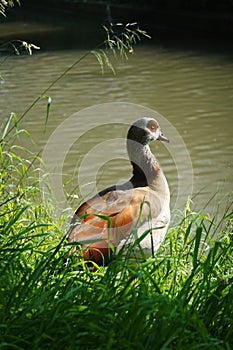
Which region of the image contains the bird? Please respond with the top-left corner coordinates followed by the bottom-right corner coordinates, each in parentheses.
top-left (67, 117), bottom-right (170, 264)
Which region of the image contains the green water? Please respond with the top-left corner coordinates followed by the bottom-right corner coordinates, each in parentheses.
top-left (1, 13), bottom-right (233, 216)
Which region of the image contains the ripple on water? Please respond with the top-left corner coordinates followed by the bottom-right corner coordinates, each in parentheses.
top-left (1, 44), bottom-right (233, 212)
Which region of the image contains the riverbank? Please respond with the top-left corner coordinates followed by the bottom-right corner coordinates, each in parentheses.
top-left (0, 113), bottom-right (232, 348)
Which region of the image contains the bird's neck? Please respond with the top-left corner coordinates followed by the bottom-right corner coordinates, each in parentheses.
top-left (128, 142), bottom-right (169, 200)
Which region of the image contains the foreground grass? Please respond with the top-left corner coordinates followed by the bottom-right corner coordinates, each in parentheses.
top-left (0, 119), bottom-right (232, 350)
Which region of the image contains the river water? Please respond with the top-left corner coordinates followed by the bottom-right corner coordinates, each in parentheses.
top-left (1, 9), bottom-right (233, 219)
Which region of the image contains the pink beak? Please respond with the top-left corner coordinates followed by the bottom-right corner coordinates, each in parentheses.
top-left (158, 133), bottom-right (169, 143)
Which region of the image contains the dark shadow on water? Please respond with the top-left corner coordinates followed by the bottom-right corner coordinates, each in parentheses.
top-left (1, 3), bottom-right (233, 57)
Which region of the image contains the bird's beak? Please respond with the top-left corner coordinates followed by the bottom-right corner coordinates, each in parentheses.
top-left (158, 132), bottom-right (169, 143)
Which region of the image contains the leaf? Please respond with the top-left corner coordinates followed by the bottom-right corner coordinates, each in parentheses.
top-left (193, 226), bottom-right (202, 268)
top-left (42, 95), bottom-right (52, 133)
top-left (3, 205), bottom-right (29, 235)
top-left (2, 113), bottom-right (14, 139)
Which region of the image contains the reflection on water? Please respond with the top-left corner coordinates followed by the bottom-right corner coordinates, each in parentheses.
top-left (1, 21), bottom-right (233, 216)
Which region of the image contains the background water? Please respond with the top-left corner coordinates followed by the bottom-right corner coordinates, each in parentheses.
top-left (1, 8), bottom-right (233, 218)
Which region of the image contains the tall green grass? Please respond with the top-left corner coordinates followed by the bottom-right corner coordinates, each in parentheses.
top-left (0, 116), bottom-right (232, 350)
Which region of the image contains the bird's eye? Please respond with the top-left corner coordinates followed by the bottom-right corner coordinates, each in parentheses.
top-left (147, 120), bottom-right (157, 131)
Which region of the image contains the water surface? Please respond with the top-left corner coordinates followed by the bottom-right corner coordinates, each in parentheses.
top-left (1, 12), bottom-right (233, 218)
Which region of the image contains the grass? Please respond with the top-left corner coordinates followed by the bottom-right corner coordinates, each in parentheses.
top-left (0, 115), bottom-right (232, 350)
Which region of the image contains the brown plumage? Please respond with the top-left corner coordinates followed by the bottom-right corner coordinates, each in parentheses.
top-left (68, 117), bottom-right (170, 264)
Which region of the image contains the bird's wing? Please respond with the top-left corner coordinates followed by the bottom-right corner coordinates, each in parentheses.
top-left (68, 187), bottom-right (161, 248)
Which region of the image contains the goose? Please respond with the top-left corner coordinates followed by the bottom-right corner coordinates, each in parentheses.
top-left (68, 117), bottom-right (170, 264)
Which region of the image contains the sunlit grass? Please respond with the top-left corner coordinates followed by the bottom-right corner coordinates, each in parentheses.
top-left (0, 116), bottom-right (232, 350)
